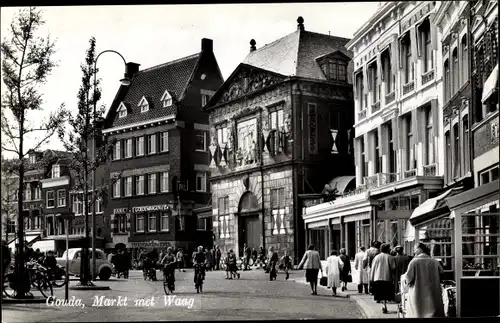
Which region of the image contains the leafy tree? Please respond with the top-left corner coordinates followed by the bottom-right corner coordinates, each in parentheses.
top-left (58, 36), bottom-right (119, 285)
top-left (1, 7), bottom-right (68, 297)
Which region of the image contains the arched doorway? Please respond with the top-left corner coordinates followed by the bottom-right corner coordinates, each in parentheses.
top-left (238, 191), bottom-right (261, 255)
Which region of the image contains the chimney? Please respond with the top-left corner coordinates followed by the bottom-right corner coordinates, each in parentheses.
top-left (250, 39), bottom-right (256, 52)
top-left (297, 16), bottom-right (304, 31)
top-left (125, 62), bottom-right (140, 78)
top-left (201, 38), bottom-right (213, 53)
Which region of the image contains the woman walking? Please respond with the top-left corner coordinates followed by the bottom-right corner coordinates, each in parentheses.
top-left (370, 243), bottom-right (396, 314)
top-left (354, 246), bottom-right (369, 294)
top-left (339, 248), bottom-right (351, 291)
top-left (325, 250), bottom-right (343, 296)
top-left (298, 244), bottom-right (323, 295)
top-left (404, 243), bottom-right (445, 318)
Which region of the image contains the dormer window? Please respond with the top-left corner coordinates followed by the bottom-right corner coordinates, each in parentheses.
top-left (321, 59), bottom-right (347, 81)
top-left (117, 102), bottom-right (128, 118)
top-left (51, 164), bottom-right (60, 178)
top-left (138, 96), bottom-right (150, 113)
top-left (160, 90), bottom-right (173, 108)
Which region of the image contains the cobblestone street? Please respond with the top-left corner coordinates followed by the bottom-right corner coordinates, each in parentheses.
top-left (2, 269), bottom-right (363, 322)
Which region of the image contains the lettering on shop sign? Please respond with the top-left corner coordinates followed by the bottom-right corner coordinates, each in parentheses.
top-left (132, 204), bottom-right (170, 213)
top-left (113, 208), bottom-right (128, 214)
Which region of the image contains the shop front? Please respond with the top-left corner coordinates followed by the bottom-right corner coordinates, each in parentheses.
top-left (446, 180), bottom-right (500, 318)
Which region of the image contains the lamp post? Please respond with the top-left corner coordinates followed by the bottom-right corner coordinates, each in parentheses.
top-left (91, 50), bottom-right (130, 281)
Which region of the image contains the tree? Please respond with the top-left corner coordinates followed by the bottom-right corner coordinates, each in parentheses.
top-left (1, 156), bottom-right (19, 243)
top-left (58, 37), bottom-right (119, 286)
top-left (1, 7), bottom-right (68, 298)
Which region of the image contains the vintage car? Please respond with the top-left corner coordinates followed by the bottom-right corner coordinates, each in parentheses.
top-left (56, 248), bottom-right (115, 280)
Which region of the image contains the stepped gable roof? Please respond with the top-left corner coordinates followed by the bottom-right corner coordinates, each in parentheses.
top-left (242, 29), bottom-right (352, 81)
top-left (109, 53), bottom-right (201, 128)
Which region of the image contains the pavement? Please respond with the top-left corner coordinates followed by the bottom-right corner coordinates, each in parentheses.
top-left (1, 268), bottom-right (364, 322)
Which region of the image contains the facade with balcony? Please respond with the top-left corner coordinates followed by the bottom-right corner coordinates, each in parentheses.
top-left (203, 18), bottom-right (355, 261)
top-left (302, 1), bottom-right (447, 260)
top-left (101, 38), bottom-right (224, 257)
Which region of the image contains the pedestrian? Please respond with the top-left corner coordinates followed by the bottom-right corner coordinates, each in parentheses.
top-left (363, 240), bottom-right (381, 294)
top-left (215, 246), bottom-right (221, 271)
top-left (258, 246), bottom-right (265, 269)
top-left (325, 250), bottom-right (343, 296)
top-left (123, 249), bottom-right (132, 278)
top-left (267, 246), bottom-right (279, 281)
top-left (159, 249), bottom-right (165, 264)
top-left (243, 243), bottom-right (251, 270)
top-left (354, 246), bottom-right (369, 294)
top-left (339, 248), bottom-right (351, 291)
top-left (212, 247), bottom-right (217, 270)
top-left (393, 245), bottom-right (411, 298)
top-left (403, 243), bottom-right (445, 318)
top-left (224, 251), bottom-right (231, 279)
top-left (251, 247), bottom-right (258, 267)
top-left (370, 243), bottom-right (396, 314)
top-left (176, 248), bottom-right (186, 272)
top-left (280, 250), bottom-right (292, 280)
top-left (297, 244), bottom-right (323, 295)
top-left (205, 248), bottom-right (213, 271)
top-left (227, 249), bottom-right (240, 279)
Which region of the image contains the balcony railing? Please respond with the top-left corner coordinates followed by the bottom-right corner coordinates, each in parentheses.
top-left (364, 173), bottom-right (399, 189)
top-left (358, 109), bottom-right (367, 120)
top-left (421, 69), bottom-right (435, 85)
top-left (385, 91), bottom-right (396, 104)
top-left (402, 81), bottom-right (415, 95)
top-left (403, 168), bottom-right (417, 179)
top-left (364, 175), bottom-right (379, 189)
top-left (371, 101), bottom-right (381, 114)
top-left (423, 163), bottom-right (437, 176)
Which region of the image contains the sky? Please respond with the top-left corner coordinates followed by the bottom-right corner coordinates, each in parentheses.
top-left (0, 2), bottom-right (381, 158)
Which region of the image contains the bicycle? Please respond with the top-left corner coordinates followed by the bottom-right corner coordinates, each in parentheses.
top-left (26, 262), bottom-right (54, 298)
top-left (47, 264), bottom-right (67, 288)
top-left (163, 262), bottom-right (176, 295)
top-left (194, 263), bottom-right (205, 294)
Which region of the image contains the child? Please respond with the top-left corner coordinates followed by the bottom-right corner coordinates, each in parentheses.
top-left (225, 251), bottom-right (231, 279)
top-left (280, 250), bottom-right (292, 280)
top-left (227, 249), bottom-right (240, 279)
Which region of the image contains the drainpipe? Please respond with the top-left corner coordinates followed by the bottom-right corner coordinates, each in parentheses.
top-left (290, 80), bottom-right (299, 264)
top-left (260, 108), bottom-right (266, 252)
top-left (295, 79), bottom-right (305, 263)
top-left (467, 5), bottom-right (475, 183)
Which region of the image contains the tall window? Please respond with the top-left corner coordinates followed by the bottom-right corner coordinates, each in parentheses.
top-left (135, 137), bottom-right (144, 156)
top-left (113, 141), bottom-right (121, 160)
top-left (148, 174), bottom-right (156, 194)
top-left (237, 118), bottom-right (258, 164)
top-left (148, 213), bottom-right (156, 232)
top-left (445, 131), bottom-right (452, 182)
top-left (202, 94), bottom-right (211, 107)
top-left (113, 180), bottom-right (121, 198)
top-left (160, 132), bottom-right (168, 152)
top-left (461, 35), bottom-right (468, 85)
top-left (453, 124), bottom-right (460, 178)
top-left (403, 35), bottom-right (413, 83)
top-left (406, 114), bottom-right (414, 170)
top-left (444, 60), bottom-right (450, 102)
top-left (136, 214), bottom-right (144, 232)
top-left (72, 194), bottom-right (82, 215)
top-left (125, 177), bottom-right (132, 196)
top-left (270, 188), bottom-right (285, 234)
top-left (217, 126), bottom-right (228, 147)
top-left (452, 48), bottom-right (459, 95)
top-left (25, 183), bottom-right (32, 201)
top-left (46, 191), bottom-right (55, 208)
top-left (57, 189), bottom-right (66, 207)
top-left (463, 115), bottom-right (470, 173)
top-left (374, 131), bottom-right (381, 173)
top-left (369, 63), bottom-right (378, 103)
top-left (420, 20), bottom-right (433, 72)
top-left (160, 212), bottom-right (170, 231)
top-left (125, 139), bottom-right (132, 158)
top-left (34, 185), bottom-right (41, 200)
top-left (147, 134), bottom-right (156, 154)
top-left (196, 172), bottom-right (207, 192)
top-left (357, 73), bottom-right (365, 109)
top-left (383, 51), bottom-right (393, 93)
top-left (360, 138), bottom-right (366, 178)
top-left (52, 164), bottom-right (60, 178)
top-left (160, 172), bottom-right (169, 192)
top-left (195, 131), bottom-right (206, 151)
top-left (96, 197), bottom-right (103, 214)
top-left (29, 154), bottom-right (36, 164)
top-left (136, 175), bottom-right (144, 195)
top-left (425, 106), bottom-right (434, 165)
top-left (117, 215), bottom-right (126, 232)
top-left (269, 109), bottom-right (284, 153)
top-left (388, 123), bottom-right (396, 173)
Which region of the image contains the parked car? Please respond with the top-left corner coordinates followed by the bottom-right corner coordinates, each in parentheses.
top-left (56, 248), bottom-right (115, 281)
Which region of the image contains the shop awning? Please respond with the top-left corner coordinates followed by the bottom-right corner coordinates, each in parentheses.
top-left (447, 180), bottom-right (500, 216)
top-left (8, 235), bottom-right (41, 251)
top-left (31, 240), bottom-right (56, 253)
top-left (409, 188), bottom-right (464, 226)
top-left (481, 64), bottom-right (498, 103)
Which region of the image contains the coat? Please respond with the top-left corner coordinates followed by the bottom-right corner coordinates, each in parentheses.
top-left (325, 255), bottom-right (343, 288)
top-left (404, 254), bottom-right (445, 318)
top-left (354, 251), bottom-right (369, 284)
top-left (298, 250), bottom-right (322, 270)
top-left (370, 252), bottom-right (395, 282)
top-left (394, 254), bottom-right (411, 294)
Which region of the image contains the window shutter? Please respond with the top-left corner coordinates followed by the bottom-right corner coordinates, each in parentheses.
top-left (417, 107), bottom-right (426, 144)
top-left (363, 64), bottom-right (369, 92)
top-left (430, 14), bottom-right (438, 51)
top-left (377, 54), bottom-right (383, 82)
top-left (391, 39), bottom-right (399, 72)
top-left (431, 99), bottom-right (439, 158)
top-left (410, 27), bottom-right (418, 64)
top-left (411, 109), bottom-right (418, 147)
top-left (397, 117), bottom-right (404, 150)
top-left (353, 72), bottom-right (358, 99)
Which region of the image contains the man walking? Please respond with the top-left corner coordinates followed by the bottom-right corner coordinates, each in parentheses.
top-left (243, 243), bottom-right (252, 270)
top-left (176, 248), bottom-right (186, 272)
top-left (215, 246), bottom-right (221, 271)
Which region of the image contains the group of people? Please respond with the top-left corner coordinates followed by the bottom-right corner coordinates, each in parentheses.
top-left (107, 248), bottom-right (132, 278)
top-left (298, 242), bottom-right (446, 318)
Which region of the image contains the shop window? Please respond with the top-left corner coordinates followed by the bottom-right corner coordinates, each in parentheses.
top-left (417, 217), bottom-right (454, 272)
top-left (377, 220), bottom-right (385, 242)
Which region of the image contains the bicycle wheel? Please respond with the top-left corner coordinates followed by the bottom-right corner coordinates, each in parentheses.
top-left (51, 271), bottom-right (67, 288)
top-left (35, 275), bottom-right (53, 298)
top-left (163, 274), bottom-right (170, 295)
top-left (3, 274), bottom-right (16, 298)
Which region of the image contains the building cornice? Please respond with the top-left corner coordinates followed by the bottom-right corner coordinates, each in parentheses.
top-left (102, 114), bottom-right (177, 135)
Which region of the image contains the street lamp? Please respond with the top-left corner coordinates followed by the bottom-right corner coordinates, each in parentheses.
top-left (90, 50), bottom-right (130, 282)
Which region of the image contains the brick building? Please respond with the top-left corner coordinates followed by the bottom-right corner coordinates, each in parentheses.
top-left (203, 17), bottom-right (355, 261)
top-left (101, 38), bottom-right (223, 256)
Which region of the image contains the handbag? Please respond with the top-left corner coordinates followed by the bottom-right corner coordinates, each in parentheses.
top-left (347, 274), bottom-right (352, 283)
top-left (319, 276), bottom-right (327, 286)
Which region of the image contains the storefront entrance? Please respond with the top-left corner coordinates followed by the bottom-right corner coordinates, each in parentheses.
top-left (238, 191), bottom-right (262, 255)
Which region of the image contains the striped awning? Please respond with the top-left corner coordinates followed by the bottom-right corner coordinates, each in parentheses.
top-left (482, 64), bottom-right (498, 103)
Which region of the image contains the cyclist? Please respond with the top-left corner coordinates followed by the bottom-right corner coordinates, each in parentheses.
top-left (192, 246), bottom-right (206, 289)
top-left (161, 247), bottom-right (176, 292)
top-left (268, 246), bottom-right (279, 281)
top-left (144, 249), bottom-right (159, 281)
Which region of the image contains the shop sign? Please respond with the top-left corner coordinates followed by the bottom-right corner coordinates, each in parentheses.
top-left (130, 241), bottom-right (171, 248)
top-left (132, 204), bottom-right (170, 213)
top-left (113, 208), bottom-right (128, 214)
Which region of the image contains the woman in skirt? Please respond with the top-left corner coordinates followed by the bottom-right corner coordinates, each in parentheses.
top-left (370, 243), bottom-right (396, 314)
top-left (298, 244), bottom-right (323, 295)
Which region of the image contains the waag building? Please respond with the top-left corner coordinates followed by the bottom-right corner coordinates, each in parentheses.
top-left (101, 38), bottom-right (224, 257)
top-left (203, 17), bottom-right (355, 261)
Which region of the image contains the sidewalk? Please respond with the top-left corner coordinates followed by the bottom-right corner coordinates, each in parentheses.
top-left (289, 270), bottom-right (398, 319)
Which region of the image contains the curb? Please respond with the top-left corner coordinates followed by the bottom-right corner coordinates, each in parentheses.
top-left (69, 285), bottom-right (111, 291)
top-left (2, 296), bottom-right (47, 304)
